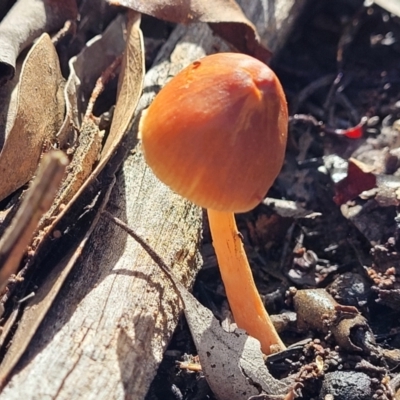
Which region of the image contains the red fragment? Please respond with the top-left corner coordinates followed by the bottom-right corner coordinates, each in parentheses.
top-left (343, 124), bottom-right (363, 139)
top-left (333, 158), bottom-right (376, 205)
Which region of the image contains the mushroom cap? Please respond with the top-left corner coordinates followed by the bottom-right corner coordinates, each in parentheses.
top-left (140, 53), bottom-right (288, 212)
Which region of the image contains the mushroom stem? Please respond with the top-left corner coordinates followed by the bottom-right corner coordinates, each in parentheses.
top-left (207, 208), bottom-right (286, 355)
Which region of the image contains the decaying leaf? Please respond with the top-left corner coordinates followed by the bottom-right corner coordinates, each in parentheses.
top-left (181, 290), bottom-right (292, 400)
top-left (333, 158), bottom-right (377, 205)
top-left (108, 0), bottom-right (271, 62)
top-left (0, 33), bottom-right (65, 202)
top-left (0, 0), bottom-right (77, 85)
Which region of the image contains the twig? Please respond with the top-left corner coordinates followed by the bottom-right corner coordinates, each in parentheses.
top-left (51, 20), bottom-right (76, 46)
top-left (0, 151), bottom-right (68, 292)
top-left (84, 55), bottom-right (123, 121)
top-left (102, 210), bottom-right (184, 301)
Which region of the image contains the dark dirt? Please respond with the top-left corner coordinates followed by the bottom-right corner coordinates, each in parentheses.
top-left (146, 1), bottom-right (400, 400)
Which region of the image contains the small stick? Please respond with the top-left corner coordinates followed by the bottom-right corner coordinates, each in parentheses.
top-left (51, 20), bottom-right (76, 46)
top-left (84, 55), bottom-right (123, 121)
top-left (17, 292), bottom-right (35, 304)
top-left (102, 210), bottom-right (184, 300)
top-left (0, 151), bottom-right (68, 292)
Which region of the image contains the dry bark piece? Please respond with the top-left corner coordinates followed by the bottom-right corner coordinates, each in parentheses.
top-left (0, 33), bottom-right (65, 201)
top-left (0, 0), bottom-right (77, 85)
top-left (0, 150), bottom-right (203, 399)
top-left (108, 0), bottom-right (271, 62)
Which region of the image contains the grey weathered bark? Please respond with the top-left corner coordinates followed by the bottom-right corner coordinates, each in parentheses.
top-left (0, 1), bottom-right (306, 399)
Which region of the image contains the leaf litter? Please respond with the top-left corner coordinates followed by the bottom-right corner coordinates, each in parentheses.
top-left (0, 6), bottom-right (145, 385)
top-left (1, 1), bottom-right (400, 400)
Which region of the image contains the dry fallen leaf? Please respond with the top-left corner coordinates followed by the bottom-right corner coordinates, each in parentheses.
top-left (101, 11), bottom-right (144, 160)
top-left (108, 0), bottom-right (271, 62)
top-left (0, 0), bottom-right (77, 85)
top-left (181, 291), bottom-right (292, 400)
top-left (0, 33), bottom-right (65, 202)
top-left (0, 62), bottom-right (20, 149)
top-left (333, 158), bottom-right (377, 205)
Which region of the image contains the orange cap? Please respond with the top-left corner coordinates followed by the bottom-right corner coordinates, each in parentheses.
top-left (140, 53), bottom-right (288, 212)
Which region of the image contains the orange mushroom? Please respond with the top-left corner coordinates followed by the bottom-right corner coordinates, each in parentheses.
top-left (139, 53), bottom-right (288, 354)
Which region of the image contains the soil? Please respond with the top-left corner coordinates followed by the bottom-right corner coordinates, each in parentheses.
top-left (145, 1), bottom-right (400, 399)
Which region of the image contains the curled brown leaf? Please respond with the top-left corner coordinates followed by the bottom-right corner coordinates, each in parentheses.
top-left (108, 0), bottom-right (271, 62)
top-left (0, 0), bottom-right (77, 85)
top-left (0, 33), bottom-right (65, 202)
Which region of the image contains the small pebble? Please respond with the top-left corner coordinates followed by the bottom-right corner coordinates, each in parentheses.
top-left (319, 371), bottom-right (371, 400)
